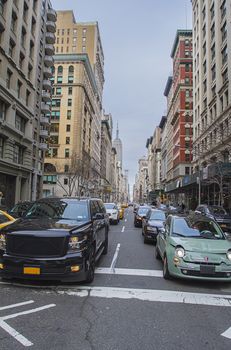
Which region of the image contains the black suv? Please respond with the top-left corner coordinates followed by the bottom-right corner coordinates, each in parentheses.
top-left (195, 205), bottom-right (231, 233)
top-left (0, 197), bottom-right (109, 283)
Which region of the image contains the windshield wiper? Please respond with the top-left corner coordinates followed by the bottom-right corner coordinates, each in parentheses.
top-left (172, 232), bottom-right (185, 237)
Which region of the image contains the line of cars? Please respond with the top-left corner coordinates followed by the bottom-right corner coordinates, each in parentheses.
top-left (134, 203), bottom-right (231, 282)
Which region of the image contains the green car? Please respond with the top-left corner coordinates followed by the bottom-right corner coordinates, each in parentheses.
top-left (156, 214), bottom-right (231, 281)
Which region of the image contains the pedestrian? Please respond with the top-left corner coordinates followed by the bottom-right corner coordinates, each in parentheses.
top-left (181, 202), bottom-right (185, 212)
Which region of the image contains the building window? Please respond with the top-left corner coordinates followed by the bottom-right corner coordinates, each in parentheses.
top-left (222, 69), bottom-right (228, 84)
top-left (6, 70), bottom-right (12, 89)
top-left (15, 114), bottom-right (26, 133)
top-left (68, 87), bottom-right (72, 95)
top-left (13, 144), bottom-right (23, 164)
top-left (57, 65), bottom-right (63, 74)
top-left (66, 137), bottom-right (70, 144)
top-left (68, 99), bottom-right (72, 106)
top-left (51, 111), bottom-right (60, 120)
top-left (185, 154), bottom-right (190, 162)
top-left (64, 178), bottom-right (68, 185)
top-left (0, 137), bottom-right (4, 158)
top-left (72, 46), bottom-right (76, 52)
top-left (0, 99), bottom-right (7, 120)
top-left (185, 167), bottom-right (190, 175)
top-left (57, 76), bottom-right (63, 84)
top-left (23, 1), bottom-right (28, 23)
top-left (222, 45), bottom-right (227, 65)
top-left (221, 1), bottom-right (226, 20)
top-left (0, 0), bottom-right (6, 16)
top-left (26, 90), bottom-right (30, 106)
top-left (64, 165), bottom-right (69, 172)
top-left (65, 149), bottom-right (69, 158)
top-left (66, 124), bottom-right (70, 132)
top-left (11, 11), bottom-right (17, 32)
top-left (68, 76), bottom-right (74, 83)
top-left (9, 39), bottom-right (15, 57)
top-left (62, 29), bottom-right (64, 35)
top-left (56, 87), bottom-right (62, 95)
top-left (49, 135), bottom-right (59, 145)
top-left (17, 80), bottom-right (22, 98)
top-left (67, 110), bottom-right (71, 119)
top-left (52, 99), bottom-right (61, 107)
top-left (73, 29), bottom-right (77, 36)
top-left (82, 46), bottom-right (86, 53)
top-left (185, 77), bottom-right (190, 84)
top-left (211, 65), bottom-right (216, 81)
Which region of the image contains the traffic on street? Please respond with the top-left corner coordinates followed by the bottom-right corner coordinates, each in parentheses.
top-left (0, 206), bottom-right (230, 350)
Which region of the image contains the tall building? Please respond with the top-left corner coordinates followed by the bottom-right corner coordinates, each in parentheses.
top-left (192, 0), bottom-right (231, 207)
top-left (112, 124), bottom-right (123, 169)
top-left (43, 10), bottom-right (104, 197)
top-left (0, 0), bottom-right (56, 208)
top-left (162, 30), bottom-right (193, 204)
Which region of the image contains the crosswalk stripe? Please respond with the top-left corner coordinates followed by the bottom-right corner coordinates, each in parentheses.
top-left (96, 267), bottom-right (163, 277)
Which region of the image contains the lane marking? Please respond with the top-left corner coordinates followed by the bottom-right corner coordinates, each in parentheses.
top-left (58, 286), bottom-right (231, 307)
top-left (0, 300), bottom-right (34, 311)
top-left (0, 302), bottom-right (56, 347)
top-left (221, 327), bottom-right (231, 339)
top-left (110, 243), bottom-right (120, 271)
top-left (121, 226), bottom-right (125, 232)
top-left (96, 267), bottom-right (163, 277)
top-left (2, 304), bottom-right (56, 321)
top-left (125, 219), bottom-right (127, 222)
top-left (0, 320), bottom-right (33, 347)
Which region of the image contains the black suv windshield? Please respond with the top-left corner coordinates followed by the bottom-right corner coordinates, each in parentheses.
top-left (26, 200), bottom-right (89, 221)
top-left (172, 218), bottom-right (224, 239)
top-left (150, 211), bottom-right (165, 221)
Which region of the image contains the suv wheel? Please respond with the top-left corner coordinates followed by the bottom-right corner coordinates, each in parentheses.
top-left (85, 245), bottom-right (95, 283)
top-left (102, 230), bottom-right (108, 255)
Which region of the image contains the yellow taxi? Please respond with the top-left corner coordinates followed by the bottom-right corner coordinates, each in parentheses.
top-left (121, 203), bottom-right (128, 209)
top-left (118, 204), bottom-right (125, 220)
top-left (0, 210), bottom-right (15, 229)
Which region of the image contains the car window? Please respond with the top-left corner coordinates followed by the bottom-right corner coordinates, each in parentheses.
top-left (172, 218), bottom-right (225, 239)
top-left (150, 211), bottom-right (166, 221)
top-left (26, 201), bottom-right (89, 221)
top-left (98, 201), bottom-right (106, 214)
top-left (91, 201), bottom-right (100, 217)
top-left (209, 206), bottom-right (227, 215)
top-left (137, 208), bottom-right (149, 215)
top-left (104, 203), bottom-right (115, 210)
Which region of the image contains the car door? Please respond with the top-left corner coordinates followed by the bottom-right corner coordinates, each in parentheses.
top-left (158, 216), bottom-right (171, 258)
top-left (90, 201), bottom-right (102, 253)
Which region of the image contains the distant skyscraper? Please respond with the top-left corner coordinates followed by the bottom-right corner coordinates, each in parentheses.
top-left (112, 124), bottom-right (123, 168)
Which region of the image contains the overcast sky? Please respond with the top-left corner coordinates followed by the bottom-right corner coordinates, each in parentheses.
top-left (52, 0), bottom-right (192, 188)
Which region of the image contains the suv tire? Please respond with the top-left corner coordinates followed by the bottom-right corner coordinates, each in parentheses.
top-left (85, 245), bottom-right (95, 283)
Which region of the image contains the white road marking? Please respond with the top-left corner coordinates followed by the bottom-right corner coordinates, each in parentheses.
top-left (121, 226), bottom-right (125, 232)
top-left (0, 300), bottom-right (34, 311)
top-left (96, 267), bottom-right (163, 277)
top-left (125, 219), bottom-right (127, 222)
top-left (221, 326), bottom-right (231, 339)
top-left (110, 243), bottom-right (120, 271)
top-left (58, 286), bottom-right (231, 307)
top-left (0, 320), bottom-right (33, 347)
top-left (0, 302), bottom-right (56, 347)
top-left (2, 304), bottom-right (56, 321)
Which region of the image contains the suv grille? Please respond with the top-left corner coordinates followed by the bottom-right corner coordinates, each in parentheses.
top-left (7, 235), bottom-right (67, 258)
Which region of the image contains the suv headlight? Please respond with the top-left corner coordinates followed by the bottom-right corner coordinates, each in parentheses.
top-left (0, 234), bottom-right (6, 251)
top-left (227, 250), bottom-right (231, 261)
top-left (68, 235), bottom-right (87, 253)
top-left (175, 247), bottom-right (185, 258)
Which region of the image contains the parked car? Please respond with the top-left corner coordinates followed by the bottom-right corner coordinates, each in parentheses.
top-left (156, 214), bottom-right (231, 281)
top-left (104, 203), bottom-right (120, 224)
top-left (133, 204), bottom-right (139, 213)
top-left (8, 201), bottom-right (34, 218)
top-left (0, 197), bottom-right (109, 283)
top-left (195, 205), bottom-right (231, 233)
top-left (117, 204), bottom-right (125, 220)
top-left (0, 210), bottom-right (15, 229)
top-left (142, 209), bottom-right (166, 243)
top-left (134, 206), bottom-right (150, 227)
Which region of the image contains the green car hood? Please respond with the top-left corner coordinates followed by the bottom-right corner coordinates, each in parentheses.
top-left (169, 237), bottom-right (231, 254)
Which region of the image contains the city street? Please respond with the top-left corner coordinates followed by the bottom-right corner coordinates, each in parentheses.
top-left (0, 207), bottom-right (230, 350)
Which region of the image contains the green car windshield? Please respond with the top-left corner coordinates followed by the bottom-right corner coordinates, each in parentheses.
top-left (172, 218), bottom-right (225, 239)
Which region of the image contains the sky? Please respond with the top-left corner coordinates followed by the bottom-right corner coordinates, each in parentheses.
top-left (52, 0), bottom-right (192, 188)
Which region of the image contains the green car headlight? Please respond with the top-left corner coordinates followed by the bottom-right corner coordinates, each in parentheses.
top-left (175, 247), bottom-right (185, 258)
top-left (0, 233), bottom-right (6, 251)
top-left (227, 250), bottom-right (231, 261)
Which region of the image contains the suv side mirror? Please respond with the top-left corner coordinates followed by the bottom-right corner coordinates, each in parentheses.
top-left (93, 213), bottom-right (104, 220)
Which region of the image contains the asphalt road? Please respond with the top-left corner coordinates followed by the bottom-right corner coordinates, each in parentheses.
top-left (0, 207), bottom-right (231, 350)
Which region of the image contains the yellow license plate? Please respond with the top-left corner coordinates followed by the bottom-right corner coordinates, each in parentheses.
top-left (23, 267), bottom-right (40, 275)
